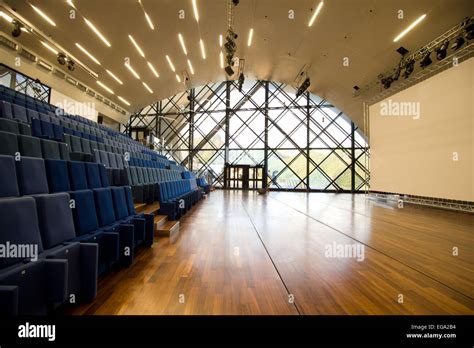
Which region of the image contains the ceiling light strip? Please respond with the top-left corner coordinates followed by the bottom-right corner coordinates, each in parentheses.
top-left (308, 2), bottom-right (324, 27)
top-left (106, 69), bottom-right (123, 84)
top-left (84, 18), bottom-right (111, 47)
top-left (393, 14), bottom-right (427, 42)
top-left (75, 43), bottom-right (101, 65)
top-left (30, 4), bottom-right (56, 26)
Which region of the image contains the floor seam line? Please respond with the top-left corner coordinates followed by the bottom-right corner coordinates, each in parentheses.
top-left (240, 197), bottom-right (302, 315)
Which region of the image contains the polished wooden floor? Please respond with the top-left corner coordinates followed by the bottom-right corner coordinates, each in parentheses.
top-left (69, 190), bottom-right (474, 315)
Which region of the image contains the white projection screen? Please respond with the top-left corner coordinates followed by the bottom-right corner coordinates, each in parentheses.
top-left (369, 58), bottom-right (473, 202)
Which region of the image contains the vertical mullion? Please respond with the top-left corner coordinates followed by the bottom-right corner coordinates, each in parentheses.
top-left (264, 81), bottom-right (269, 189)
top-left (224, 81), bottom-right (231, 188)
top-left (189, 89), bottom-right (195, 170)
top-left (351, 120), bottom-right (355, 193)
top-left (306, 91), bottom-right (310, 191)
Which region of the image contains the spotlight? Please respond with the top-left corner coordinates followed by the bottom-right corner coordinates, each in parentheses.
top-left (436, 40), bottom-right (449, 60)
top-left (232, 0), bottom-right (240, 6)
top-left (57, 53), bottom-right (67, 65)
top-left (67, 59), bottom-right (75, 71)
top-left (296, 77), bottom-right (310, 97)
top-left (227, 29), bottom-right (238, 40)
top-left (465, 21), bottom-right (474, 40)
top-left (402, 59), bottom-right (415, 79)
top-left (12, 20), bottom-right (22, 38)
top-left (450, 35), bottom-right (465, 50)
top-left (419, 51), bottom-right (432, 68)
top-left (225, 65), bottom-right (235, 76)
top-left (381, 76), bottom-right (393, 89)
top-left (396, 46), bottom-right (409, 56)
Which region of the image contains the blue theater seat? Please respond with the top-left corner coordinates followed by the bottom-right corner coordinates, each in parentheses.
top-left (92, 188), bottom-right (135, 266)
top-left (0, 130), bottom-right (18, 156)
top-left (0, 197), bottom-right (68, 315)
top-left (15, 157), bottom-right (49, 195)
top-left (0, 100), bottom-right (13, 119)
top-left (68, 161), bottom-right (88, 191)
top-left (45, 159), bottom-right (71, 193)
top-left (85, 162), bottom-right (102, 189)
top-left (0, 155), bottom-right (19, 197)
top-left (33, 193), bottom-right (99, 303)
top-left (67, 190), bottom-right (120, 275)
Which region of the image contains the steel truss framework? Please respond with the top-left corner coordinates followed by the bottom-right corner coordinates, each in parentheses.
top-left (0, 64), bottom-right (51, 102)
top-left (125, 80), bottom-right (369, 192)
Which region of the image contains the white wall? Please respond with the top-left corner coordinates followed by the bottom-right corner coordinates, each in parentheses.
top-left (50, 89), bottom-right (98, 122)
top-left (369, 58), bottom-right (473, 202)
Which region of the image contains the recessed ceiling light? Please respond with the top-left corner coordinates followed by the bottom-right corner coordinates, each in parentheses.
top-left (0, 11), bottom-right (13, 23)
top-left (187, 59), bottom-right (194, 75)
top-left (125, 62), bottom-right (140, 79)
top-left (41, 41), bottom-right (58, 55)
top-left (138, 0), bottom-right (154, 30)
top-left (393, 14), bottom-right (427, 42)
top-left (30, 4), bottom-right (56, 26)
top-left (84, 18), bottom-right (111, 47)
top-left (106, 69), bottom-right (123, 85)
top-left (166, 55), bottom-right (176, 72)
top-left (219, 34), bottom-right (223, 47)
top-left (220, 51), bottom-right (224, 68)
top-left (118, 96), bottom-right (130, 106)
top-left (192, 0), bottom-right (199, 23)
top-left (178, 33), bottom-right (188, 55)
top-left (247, 28), bottom-right (254, 46)
top-left (129, 35), bottom-right (145, 58)
top-left (66, 0), bottom-right (76, 9)
top-left (142, 82), bottom-right (153, 94)
top-left (200, 39), bottom-right (206, 59)
top-left (147, 62), bottom-right (159, 77)
top-left (308, 2), bottom-right (324, 27)
top-left (176, 74), bottom-right (181, 83)
top-left (97, 80), bottom-right (114, 94)
top-left (75, 43), bottom-right (101, 65)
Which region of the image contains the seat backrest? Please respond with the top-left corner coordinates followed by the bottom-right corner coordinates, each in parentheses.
top-left (81, 138), bottom-right (92, 155)
top-left (33, 192), bottom-right (76, 249)
top-left (40, 139), bottom-right (61, 160)
top-left (99, 150), bottom-right (110, 167)
top-left (0, 197), bottom-right (44, 268)
top-left (108, 152), bottom-right (118, 169)
top-left (93, 188), bottom-right (116, 227)
top-left (0, 154), bottom-right (19, 197)
top-left (110, 186), bottom-right (129, 220)
top-left (18, 134), bottom-right (42, 158)
top-left (15, 157), bottom-right (49, 195)
top-left (85, 162), bottom-right (102, 189)
top-left (44, 159), bottom-right (71, 193)
top-left (98, 164), bottom-right (109, 187)
top-left (68, 161), bottom-right (88, 190)
top-left (123, 186), bottom-right (137, 215)
top-left (0, 100), bottom-right (13, 119)
top-left (0, 130), bottom-right (18, 156)
top-left (11, 104), bottom-right (28, 123)
top-left (69, 189), bottom-right (100, 236)
top-left (70, 135), bottom-right (83, 153)
top-left (58, 142), bottom-right (70, 161)
top-left (0, 118), bottom-right (20, 134)
top-left (115, 153), bottom-right (124, 169)
top-left (26, 109), bottom-right (39, 121)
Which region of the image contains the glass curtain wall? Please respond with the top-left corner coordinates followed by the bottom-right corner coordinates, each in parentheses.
top-left (125, 80), bottom-right (369, 192)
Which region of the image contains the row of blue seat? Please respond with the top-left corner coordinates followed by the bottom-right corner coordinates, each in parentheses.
top-left (0, 154), bottom-right (155, 315)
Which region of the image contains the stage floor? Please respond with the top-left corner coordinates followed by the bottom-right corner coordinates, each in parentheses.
top-left (69, 190), bottom-right (474, 315)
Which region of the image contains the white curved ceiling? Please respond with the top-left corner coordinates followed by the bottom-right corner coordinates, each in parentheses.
top-left (1, 0), bottom-right (472, 127)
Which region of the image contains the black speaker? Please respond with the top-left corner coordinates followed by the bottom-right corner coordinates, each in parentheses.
top-left (98, 115), bottom-right (103, 124)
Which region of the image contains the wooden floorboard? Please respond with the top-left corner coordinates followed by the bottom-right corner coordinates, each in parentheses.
top-left (68, 190), bottom-right (473, 315)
